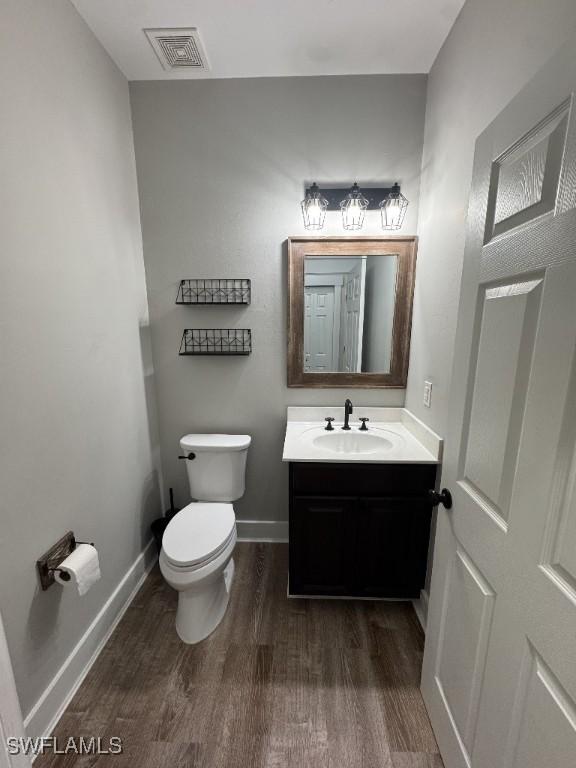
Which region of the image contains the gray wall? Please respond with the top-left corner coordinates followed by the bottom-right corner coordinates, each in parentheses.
top-left (130, 75), bottom-right (427, 522)
top-left (0, 0), bottom-right (160, 717)
top-left (406, 0), bottom-right (576, 436)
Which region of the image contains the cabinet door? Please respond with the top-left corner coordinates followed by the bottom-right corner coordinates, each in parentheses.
top-left (289, 496), bottom-right (356, 595)
top-left (356, 497), bottom-right (432, 598)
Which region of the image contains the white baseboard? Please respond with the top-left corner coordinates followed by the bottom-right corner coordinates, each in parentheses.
top-left (236, 519), bottom-right (288, 543)
top-left (412, 588), bottom-right (429, 633)
top-left (24, 540), bottom-right (158, 747)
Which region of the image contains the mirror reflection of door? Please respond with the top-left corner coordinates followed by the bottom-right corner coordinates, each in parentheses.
top-left (341, 258), bottom-right (366, 372)
top-left (303, 255), bottom-right (397, 374)
top-left (304, 286), bottom-right (337, 371)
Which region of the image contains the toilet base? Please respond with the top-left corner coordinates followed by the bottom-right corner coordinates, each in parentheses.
top-left (175, 557), bottom-right (235, 644)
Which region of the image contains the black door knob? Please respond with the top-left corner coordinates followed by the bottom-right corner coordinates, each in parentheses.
top-left (428, 488), bottom-right (453, 509)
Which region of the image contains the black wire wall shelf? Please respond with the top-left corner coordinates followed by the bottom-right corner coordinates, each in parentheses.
top-left (179, 329), bottom-right (252, 356)
top-left (176, 279), bottom-right (251, 306)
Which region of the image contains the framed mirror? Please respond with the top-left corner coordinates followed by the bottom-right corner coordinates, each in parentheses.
top-left (287, 237), bottom-right (417, 388)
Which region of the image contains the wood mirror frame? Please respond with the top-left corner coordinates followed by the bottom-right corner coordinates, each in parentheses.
top-left (287, 236), bottom-right (417, 388)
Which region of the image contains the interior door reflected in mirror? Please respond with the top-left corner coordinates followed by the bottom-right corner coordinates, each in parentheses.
top-left (304, 255), bottom-right (398, 374)
top-left (288, 237), bottom-right (417, 388)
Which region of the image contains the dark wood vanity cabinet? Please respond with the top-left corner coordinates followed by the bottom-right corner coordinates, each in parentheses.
top-left (288, 462), bottom-right (437, 599)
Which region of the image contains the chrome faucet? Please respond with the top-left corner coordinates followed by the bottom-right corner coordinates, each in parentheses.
top-left (342, 398), bottom-right (353, 430)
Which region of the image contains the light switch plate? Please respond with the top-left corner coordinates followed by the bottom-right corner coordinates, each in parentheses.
top-left (423, 380), bottom-right (433, 408)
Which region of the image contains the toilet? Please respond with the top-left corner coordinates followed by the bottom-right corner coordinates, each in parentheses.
top-left (159, 433), bottom-right (251, 644)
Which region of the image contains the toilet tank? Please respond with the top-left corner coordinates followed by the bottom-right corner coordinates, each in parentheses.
top-left (180, 434), bottom-right (251, 502)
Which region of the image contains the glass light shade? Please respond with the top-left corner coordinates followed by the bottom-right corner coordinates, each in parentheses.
top-left (380, 184), bottom-right (409, 230)
top-left (301, 183), bottom-right (328, 230)
top-left (340, 183), bottom-right (369, 230)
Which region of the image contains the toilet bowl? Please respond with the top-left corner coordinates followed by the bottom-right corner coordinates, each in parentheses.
top-left (160, 434), bottom-right (251, 644)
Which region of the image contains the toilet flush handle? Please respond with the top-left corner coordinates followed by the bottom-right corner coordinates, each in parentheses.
top-left (178, 452), bottom-right (196, 461)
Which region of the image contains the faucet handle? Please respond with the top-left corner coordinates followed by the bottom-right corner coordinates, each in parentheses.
top-left (359, 418), bottom-right (369, 431)
top-left (324, 417), bottom-right (335, 431)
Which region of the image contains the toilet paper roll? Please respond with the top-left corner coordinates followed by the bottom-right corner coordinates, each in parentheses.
top-left (55, 544), bottom-right (101, 596)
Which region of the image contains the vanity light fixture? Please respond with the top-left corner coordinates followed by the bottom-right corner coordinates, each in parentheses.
top-left (340, 183), bottom-right (369, 230)
top-left (380, 183), bottom-right (409, 230)
top-left (302, 182), bottom-right (408, 231)
top-left (301, 183), bottom-right (329, 230)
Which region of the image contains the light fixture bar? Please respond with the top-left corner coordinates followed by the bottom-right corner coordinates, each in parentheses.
top-left (303, 184), bottom-right (401, 211)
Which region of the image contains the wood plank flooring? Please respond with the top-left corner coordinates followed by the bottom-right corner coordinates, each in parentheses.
top-left (36, 543), bottom-right (443, 768)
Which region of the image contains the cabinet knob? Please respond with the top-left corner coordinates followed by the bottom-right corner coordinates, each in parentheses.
top-left (428, 488), bottom-right (453, 509)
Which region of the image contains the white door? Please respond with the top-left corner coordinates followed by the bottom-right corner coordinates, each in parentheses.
top-left (422, 37), bottom-right (576, 768)
top-left (341, 258), bottom-right (366, 372)
top-left (304, 286), bottom-right (336, 371)
top-left (0, 612), bottom-right (30, 767)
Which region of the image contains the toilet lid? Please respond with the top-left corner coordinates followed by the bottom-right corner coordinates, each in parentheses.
top-left (162, 503), bottom-right (235, 568)
top-left (180, 434), bottom-right (251, 452)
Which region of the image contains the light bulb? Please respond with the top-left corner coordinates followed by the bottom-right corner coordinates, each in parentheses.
top-left (380, 184), bottom-right (408, 230)
top-left (340, 184), bottom-right (368, 230)
top-left (301, 183), bottom-right (328, 230)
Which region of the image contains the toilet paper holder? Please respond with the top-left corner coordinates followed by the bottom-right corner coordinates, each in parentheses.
top-left (37, 531), bottom-right (95, 591)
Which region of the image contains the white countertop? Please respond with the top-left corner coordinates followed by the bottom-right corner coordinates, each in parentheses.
top-left (282, 407), bottom-right (442, 464)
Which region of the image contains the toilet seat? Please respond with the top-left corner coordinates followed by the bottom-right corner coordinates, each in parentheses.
top-left (162, 502), bottom-right (236, 570)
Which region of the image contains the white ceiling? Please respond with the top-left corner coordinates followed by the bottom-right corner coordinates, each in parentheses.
top-left (70, 0), bottom-right (466, 81)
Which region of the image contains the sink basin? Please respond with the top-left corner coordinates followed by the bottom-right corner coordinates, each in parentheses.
top-left (282, 407), bottom-right (442, 463)
top-left (312, 431), bottom-right (394, 455)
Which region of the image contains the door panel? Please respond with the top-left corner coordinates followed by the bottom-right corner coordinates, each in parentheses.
top-left (486, 101), bottom-right (570, 242)
top-left (435, 548), bottom-right (495, 760)
top-left (422, 35), bottom-right (576, 768)
top-left (540, 356), bottom-right (576, 599)
top-left (504, 645), bottom-right (576, 768)
top-left (357, 497), bottom-right (432, 597)
top-left (304, 286), bottom-right (335, 371)
top-left (461, 278), bottom-right (543, 526)
top-left (341, 258), bottom-right (366, 372)
top-left (289, 496), bottom-right (355, 595)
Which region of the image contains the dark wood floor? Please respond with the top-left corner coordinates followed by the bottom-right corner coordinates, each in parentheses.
top-left (37, 543), bottom-right (443, 768)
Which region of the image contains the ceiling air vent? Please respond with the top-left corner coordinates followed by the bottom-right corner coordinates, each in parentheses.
top-left (144, 28), bottom-right (209, 72)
